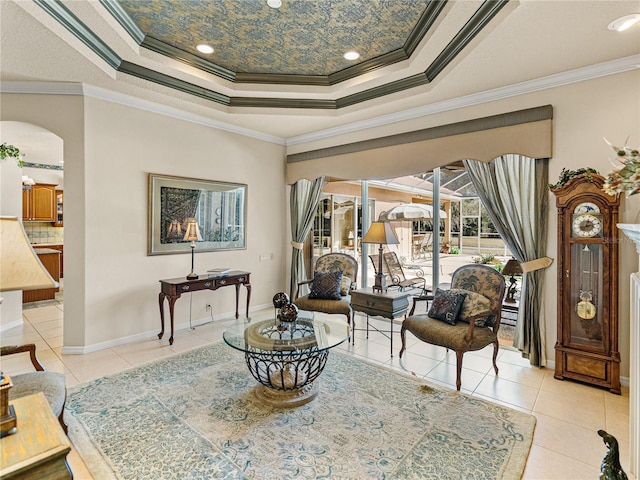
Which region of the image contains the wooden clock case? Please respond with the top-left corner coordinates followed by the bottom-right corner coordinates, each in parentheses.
top-left (552, 174), bottom-right (621, 394)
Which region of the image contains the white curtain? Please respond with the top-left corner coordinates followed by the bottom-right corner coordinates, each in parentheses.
top-left (289, 177), bottom-right (326, 298)
top-left (463, 156), bottom-right (549, 366)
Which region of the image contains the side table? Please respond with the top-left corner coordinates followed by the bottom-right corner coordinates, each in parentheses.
top-left (350, 288), bottom-right (409, 357)
top-left (0, 392), bottom-right (72, 479)
top-left (158, 271), bottom-right (251, 345)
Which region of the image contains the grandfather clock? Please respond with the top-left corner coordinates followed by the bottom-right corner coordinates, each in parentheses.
top-left (552, 174), bottom-right (621, 394)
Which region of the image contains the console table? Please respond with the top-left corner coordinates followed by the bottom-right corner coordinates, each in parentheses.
top-left (158, 271), bottom-right (251, 345)
top-left (350, 288), bottom-right (409, 357)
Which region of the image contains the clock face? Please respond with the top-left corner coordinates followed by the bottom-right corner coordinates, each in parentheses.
top-left (572, 214), bottom-right (602, 238)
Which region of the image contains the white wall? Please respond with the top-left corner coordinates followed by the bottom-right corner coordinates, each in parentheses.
top-left (1, 93), bottom-right (288, 351)
top-left (289, 69), bottom-right (640, 377)
top-left (81, 97), bottom-right (287, 348)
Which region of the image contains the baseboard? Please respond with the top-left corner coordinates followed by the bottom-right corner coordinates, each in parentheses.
top-left (0, 318), bottom-right (24, 333)
top-left (61, 303), bottom-right (273, 355)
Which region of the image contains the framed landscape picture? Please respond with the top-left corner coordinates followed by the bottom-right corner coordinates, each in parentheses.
top-left (148, 174), bottom-right (247, 255)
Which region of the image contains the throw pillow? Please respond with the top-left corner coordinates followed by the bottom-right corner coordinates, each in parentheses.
top-left (427, 288), bottom-right (466, 325)
top-left (450, 288), bottom-right (494, 327)
top-left (340, 276), bottom-right (352, 296)
top-left (309, 271), bottom-right (343, 300)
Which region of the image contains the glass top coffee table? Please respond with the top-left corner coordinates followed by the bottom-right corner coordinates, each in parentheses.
top-left (223, 312), bottom-right (349, 407)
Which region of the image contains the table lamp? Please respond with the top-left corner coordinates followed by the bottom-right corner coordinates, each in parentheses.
top-left (362, 221), bottom-right (399, 293)
top-left (502, 258), bottom-right (523, 303)
top-left (183, 218), bottom-right (202, 280)
top-left (0, 216), bottom-right (58, 436)
top-left (166, 219), bottom-right (183, 243)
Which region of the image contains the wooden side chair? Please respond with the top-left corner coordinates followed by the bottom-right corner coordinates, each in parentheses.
top-left (1, 343), bottom-right (68, 433)
top-left (400, 264), bottom-right (506, 391)
top-left (293, 253), bottom-right (358, 327)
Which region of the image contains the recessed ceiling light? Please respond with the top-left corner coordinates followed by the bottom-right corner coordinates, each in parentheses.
top-left (196, 44), bottom-right (214, 54)
top-left (608, 14), bottom-right (640, 32)
top-left (267, 0), bottom-right (282, 8)
top-left (344, 51), bottom-right (360, 61)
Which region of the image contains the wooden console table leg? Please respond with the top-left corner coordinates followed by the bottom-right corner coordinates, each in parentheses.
top-left (245, 283), bottom-right (251, 318)
top-left (167, 295), bottom-right (179, 345)
top-left (158, 293), bottom-right (166, 340)
top-left (235, 284), bottom-right (240, 319)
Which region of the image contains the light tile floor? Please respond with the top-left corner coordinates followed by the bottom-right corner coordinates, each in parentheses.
top-left (1, 299), bottom-right (633, 480)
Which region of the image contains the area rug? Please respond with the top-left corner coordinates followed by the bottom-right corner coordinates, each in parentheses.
top-left (66, 342), bottom-right (535, 480)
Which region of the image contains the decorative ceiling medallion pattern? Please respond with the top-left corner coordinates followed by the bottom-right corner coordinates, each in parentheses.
top-left (35, 0), bottom-right (509, 109)
top-left (117, 0), bottom-right (430, 77)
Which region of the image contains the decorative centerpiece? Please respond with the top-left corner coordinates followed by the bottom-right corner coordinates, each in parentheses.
top-left (279, 303), bottom-right (299, 324)
top-left (602, 139), bottom-right (640, 197)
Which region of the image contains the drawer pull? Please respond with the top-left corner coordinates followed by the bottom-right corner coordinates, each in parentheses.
top-left (204, 282), bottom-right (212, 287)
top-left (219, 280), bottom-right (227, 285)
top-left (182, 285), bottom-right (190, 291)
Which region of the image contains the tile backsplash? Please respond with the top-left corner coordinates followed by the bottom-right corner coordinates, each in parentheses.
top-left (24, 222), bottom-right (64, 245)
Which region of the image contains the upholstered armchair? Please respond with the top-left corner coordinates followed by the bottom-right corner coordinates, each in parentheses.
top-left (1, 343), bottom-right (67, 433)
top-left (293, 253), bottom-right (358, 327)
top-left (400, 264), bottom-right (506, 391)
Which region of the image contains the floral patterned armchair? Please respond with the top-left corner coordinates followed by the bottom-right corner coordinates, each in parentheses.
top-left (400, 264), bottom-right (506, 391)
top-left (293, 253), bottom-right (358, 327)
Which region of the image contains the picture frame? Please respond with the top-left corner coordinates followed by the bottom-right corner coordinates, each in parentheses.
top-left (148, 174), bottom-right (247, 255)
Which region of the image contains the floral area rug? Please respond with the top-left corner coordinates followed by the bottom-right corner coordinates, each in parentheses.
top-left (66, 342), bottom-right (535, 480)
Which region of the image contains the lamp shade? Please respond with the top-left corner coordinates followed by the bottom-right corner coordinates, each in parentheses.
top-left (183, 218), bottom-right (202, 242)
top-left (0, 216), bottom-right (58, 292)
top-left (502, 258), bottom-right (523, 276)
top-left (361, 221), bottom-right (399, 245)
top-left (167, 220), bottom-right (183, 240)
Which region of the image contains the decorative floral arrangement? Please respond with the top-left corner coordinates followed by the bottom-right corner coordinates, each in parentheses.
top-left (602, 139), bottom-right (640, 196)
top-left (548, 167), bottom-right (599, 190)
top-left (0, 142), bottom-right (24, 167)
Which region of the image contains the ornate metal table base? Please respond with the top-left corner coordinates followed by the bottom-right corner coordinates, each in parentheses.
top-left (254, 380), bottom-right (319, 407)
top-left (243, 319), bottom-right (329, 407)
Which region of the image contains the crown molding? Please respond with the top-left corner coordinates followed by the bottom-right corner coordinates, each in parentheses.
top-left (287, 54), bottom-right (640, 146)
top-left (0, 81), bottom-right (285, 145)
top-left (0, 81), bottom-right (84, 95)
top-left (34, 0), bottom-right (121, 70)
top-left (2, 55), bottom-right (637, 147)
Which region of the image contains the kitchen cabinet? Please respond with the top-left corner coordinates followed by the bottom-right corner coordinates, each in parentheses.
top-left (48, 244), bottom-right (64, 278)
top-left (23, 248), bottom-right (60, 303)
top-left (54, 189), bottom-right (63, 226)
top-left (22, 183), bottom-right (57, 221)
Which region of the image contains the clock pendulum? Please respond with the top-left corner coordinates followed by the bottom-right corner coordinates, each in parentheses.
top-left (576, 245), bottom-right (596, 320)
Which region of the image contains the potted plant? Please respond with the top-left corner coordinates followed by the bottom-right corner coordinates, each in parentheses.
top-left (0, 143), bottom-right (24, 167)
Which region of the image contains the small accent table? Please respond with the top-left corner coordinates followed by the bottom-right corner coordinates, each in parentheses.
top-left (350, 288), bottom-right (410, 357)
top-left (158, 271), bottom-right (251, 345)
top-left (0, 392), bottom-right (72, 480)
top-left (223, 313), bottom-right (349, 407)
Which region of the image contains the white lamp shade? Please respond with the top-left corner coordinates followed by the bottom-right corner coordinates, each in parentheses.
top-left (183, 218), bottom-right (203, 242)
top-left (0, 216), bottom-right (58, 292)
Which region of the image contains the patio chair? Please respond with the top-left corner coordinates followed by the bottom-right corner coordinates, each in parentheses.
top-left (413, 232), bottom-right (432, 259)
top-left (294, 253), bottom-right (358, 327)
top-left (400, 263), bottom-right (505, 391)
top-left (369, 251), bottom-right (426, 293)
top-left (1, 343), bottom-right (68, 433)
